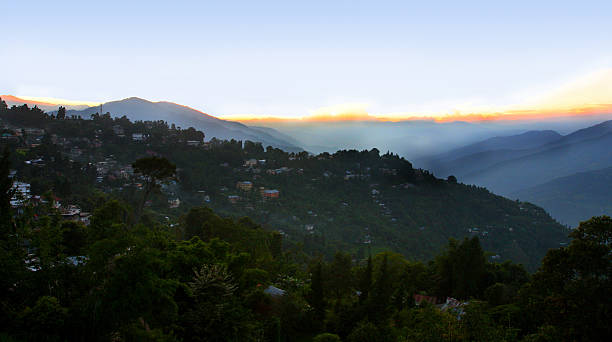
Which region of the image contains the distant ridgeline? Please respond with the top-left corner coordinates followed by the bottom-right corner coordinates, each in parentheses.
top-left (0, 100), bottom-right (569, 270)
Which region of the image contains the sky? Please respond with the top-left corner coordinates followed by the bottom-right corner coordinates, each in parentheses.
top-left (2, 0), bottom-right (612, 121)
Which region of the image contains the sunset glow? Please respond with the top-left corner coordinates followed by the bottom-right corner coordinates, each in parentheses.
top-left (219, 68), bottom-right (612, 123)
top-left (5, 67), bottom-right (612, 124)
top-left (13, 95), bottom-right (100, 107)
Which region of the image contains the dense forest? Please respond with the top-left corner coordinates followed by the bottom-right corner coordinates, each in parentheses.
top-left (2, 98), bottom-right (610, 341)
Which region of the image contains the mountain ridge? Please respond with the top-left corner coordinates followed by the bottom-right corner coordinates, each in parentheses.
top-left (512, 166), bottom-right (612, 227)
top-left (66, 97), bottom-right (304, 152)
top-left (417, 120), bottom-right (612, 226)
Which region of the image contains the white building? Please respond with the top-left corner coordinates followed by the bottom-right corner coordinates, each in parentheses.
top-left (11, 181), bottom-right (31, 207)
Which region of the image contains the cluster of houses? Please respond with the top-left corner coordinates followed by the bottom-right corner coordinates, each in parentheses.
top-left (112, 124), bottom-right (147, 142)
top-left (0, 127), bottom-right (46, 147)
top-left (244, 159), bottom-right (266, 168)
top-left (467, 227), bottom-right (489, 238)
top-left (95, 157), bottom-right (133, 183)
top-left (9, 177), bottom-right (92, 225)
top-left (413, 295), bottom-right (469, 320)
top-left (267, 167), bottom-right (291, 175)
top-left (243, 159), bottom-right (304, 176)
top-left (369, 184), bottom-right (394, 220)
top-left (227, 179), bottom-right (280, 204)
top-left (59, 204), bottom-right (92, 225)
top-left (10, 181), bottom-right (31, 207)
top-left (344, 170), bottom-right (370, 180)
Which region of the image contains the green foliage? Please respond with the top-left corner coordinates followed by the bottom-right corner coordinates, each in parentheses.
top-left (367, 254), bottom-right (393, 323)
top-left (132, 156), bottom-right (177, 184)
top-left (396, 305), bottom-right (459, 342)
top-left (347, 321), bottom-right (391, 342)
top-left (132, 156), bottom-right (176, 218)
top-left (327, 251), bottom-right (353, 303)
top-left (183, 264), bottom-right (256, 341)
top-left (0, 147), bottom-right (14, 229)
top-left (88, 199), bottom-right (130, 241)
top-left (435, 237), bottom-right (487, 299)
top-left (17, 296), bottom-right (68, 341)
top-left (358, 256), bottom-right (372, 304)
top-left (239, 268), bottom-right (269, 290)
top-left (313, 332), bottom-right (342, 342)
top-left (521, 216), bottom-right (612, 341)
top-left (308, 261), bottom-right (326, 324)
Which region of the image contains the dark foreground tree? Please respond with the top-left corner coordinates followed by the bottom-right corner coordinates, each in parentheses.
top-left (522, 216), bottom-right (612, 341)
top-left (132, 156), bottom-right (176, 219)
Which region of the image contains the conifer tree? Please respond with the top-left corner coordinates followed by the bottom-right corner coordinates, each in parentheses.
top-left (359, 255), bottom-right (372, 304)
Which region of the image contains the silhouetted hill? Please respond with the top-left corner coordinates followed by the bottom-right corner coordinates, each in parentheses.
top-left (67, 97), bottom-right (303, 152)
top-left (439, 130), bottom-right (561, 161)
top-left (414, 120), bottom-right (612, 226)
top-left (512, 167), bottom-right (612, 227)
top-left (417, 130), bottom-right (562, 178)
top-left (549, 119), bottom-right (612, 146)
top-left (460, 121), bottom-right (612, 195)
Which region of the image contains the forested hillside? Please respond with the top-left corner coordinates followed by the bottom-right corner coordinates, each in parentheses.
top-left (0, 100), bottom-right (568, 270)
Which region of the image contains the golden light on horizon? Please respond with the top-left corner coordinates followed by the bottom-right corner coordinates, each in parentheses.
top-left (7, 68), bottom-right (612, 124)
top-left (220, 68), bottom-right (612, 124)
top-left (15, 95), bottom-right (101, 107)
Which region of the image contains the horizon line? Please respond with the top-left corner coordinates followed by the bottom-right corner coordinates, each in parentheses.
top-left (3, 94), bottom-right (612, 124)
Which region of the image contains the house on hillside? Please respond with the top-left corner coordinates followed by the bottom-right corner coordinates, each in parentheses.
top-left (267, 167), bottom-right (291, 175)
top-left (263, 285), bottom-right (286, 297)
top-left (132, 133), bottom-right (145, 141)
top-left (440, 297), bottom-right (469, 320)
top-left (236, 181), bottom-right (253, 191)
top-left (414, 294), bottom-right (440, 306)
top-left (168, 198), bottom-right (181, 208)
top-left (112, 125), bottom-right (125, 136)
top-left (262, 189), bottom-right (280, 199)
top-left (24, 128), bottom-right (45, 137)
top-left (60, 205), bottom-right (91, 225)
top-left (11, 181), bottom-right (31, 207)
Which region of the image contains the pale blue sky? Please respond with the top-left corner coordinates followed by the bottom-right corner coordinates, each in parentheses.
top-left (2, 0), bottom-right (611, 118)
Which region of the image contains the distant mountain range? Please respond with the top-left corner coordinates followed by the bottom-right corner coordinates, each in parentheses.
top-left (511, 167), bottom-right (612, 227)
top-left (2, 95), bottom-right (303, 152)
top-left (66, 97), bottom-right (303, 152)
top-left (418, 120), bottom-right (612, 226)
top-left (417, 130), bottom-right (563, 178)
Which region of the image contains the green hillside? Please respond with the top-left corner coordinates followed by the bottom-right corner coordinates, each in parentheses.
top-left (1, 102), bottom-right (568, 270)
